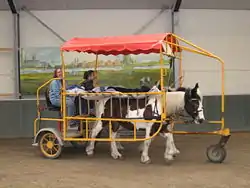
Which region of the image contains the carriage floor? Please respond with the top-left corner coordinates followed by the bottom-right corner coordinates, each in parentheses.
top-left (0, 133), bottom-right (250, 188)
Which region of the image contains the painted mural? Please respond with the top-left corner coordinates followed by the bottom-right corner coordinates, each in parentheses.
top-left (20, 47), bottom-right (173, 95)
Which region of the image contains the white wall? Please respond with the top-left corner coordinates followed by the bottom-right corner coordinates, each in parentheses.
top-left (20, 9), bottom-right (171, 47)
top-left (0, 11), bottom-right (15, 99)
top-left (175, 9), bottom-right (250, 96)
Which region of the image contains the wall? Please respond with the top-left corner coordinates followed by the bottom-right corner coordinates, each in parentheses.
top-left (20, 9), bottom-right (172, 47)
top-left (175, 9), bottom-right (250, 96)
top-left (0, 95), bottom-right (249, 138)
top-left (0, 11), bottom-right (15, 98)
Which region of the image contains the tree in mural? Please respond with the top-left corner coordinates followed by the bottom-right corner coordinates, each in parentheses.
top-left (121, 55), bottom-right (136, 66)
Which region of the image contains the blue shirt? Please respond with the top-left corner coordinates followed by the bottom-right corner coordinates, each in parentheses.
top-left (49, 79), bottom-right (74, 102)
top-left (49, 80), bottom-right (62, 102)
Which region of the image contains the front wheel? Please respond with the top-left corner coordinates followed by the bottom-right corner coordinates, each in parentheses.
top-left (206, 144), bottom-right (227, 163)
top-left (38, 132), bottom-right (63, 159)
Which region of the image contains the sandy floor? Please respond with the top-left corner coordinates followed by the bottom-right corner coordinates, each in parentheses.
top-left (0, 133), bottom-right (250, 188)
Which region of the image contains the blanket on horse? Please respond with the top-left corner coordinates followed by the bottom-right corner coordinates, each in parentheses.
top-left (66, 85), bottom-right (152, 100)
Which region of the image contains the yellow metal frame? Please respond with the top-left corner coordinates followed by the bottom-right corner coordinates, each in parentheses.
top-left (165, 34), bottom-right (228, 136)
top-left (34, 77), bottom-right (63, 136)
top-left (33, 33), bottom-right (230, 143)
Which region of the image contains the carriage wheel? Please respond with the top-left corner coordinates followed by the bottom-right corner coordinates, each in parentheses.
top-left (206, 144), bottom-right (227, 163)
top-left (39, 132), bottom-right (63, 159)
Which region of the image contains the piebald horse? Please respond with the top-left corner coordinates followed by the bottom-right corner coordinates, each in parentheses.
top-left (85, 82), bottom-right (205, 164)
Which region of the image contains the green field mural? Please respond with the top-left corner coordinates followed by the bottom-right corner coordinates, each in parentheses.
top-left (20, 47), bottom-right (174, 96)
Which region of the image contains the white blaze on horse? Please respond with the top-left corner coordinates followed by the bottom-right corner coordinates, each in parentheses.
top-left (85, 82), bottom-right (205, 164)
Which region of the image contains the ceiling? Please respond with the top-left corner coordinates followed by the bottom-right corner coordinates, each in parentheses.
top-left (1, 0), bottom-right (250, 11)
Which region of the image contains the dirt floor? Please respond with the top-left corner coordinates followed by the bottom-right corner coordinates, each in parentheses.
top-left (0, 133), bottom-right (250, 188)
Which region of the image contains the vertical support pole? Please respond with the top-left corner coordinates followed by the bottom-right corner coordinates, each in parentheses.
top-left (79, 95), bottom-right (82, 115)
top-left (87, 99), bottom-right (90, 115)
top-left (133, 121), bottom-right (137, 141)
top-left (86, 120), bottom-right (88, 139)
top-left (110, 96), bottom-right (113, 117)
top-left (160, 47), bottom-right (166, 119)
top-left (119, 97), bottom-right (122, 117)
top-left (171, 10), bottom-right (178, 88)
top-left (60, 51), bottom-right (67, 139)
top-left (136, 97), bottom-right (139, 116)
top-left (109, 120), bottom-right (112, 140)
top-left (13, 13), bottom-right (21, 99)
top-left (171, 0), bottom-right (182, 88)
top-left (94, 54), bottom-right (98, 87)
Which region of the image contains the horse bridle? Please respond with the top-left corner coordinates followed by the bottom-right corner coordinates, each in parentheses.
top-left (184, 88), bottom-right (202, 119)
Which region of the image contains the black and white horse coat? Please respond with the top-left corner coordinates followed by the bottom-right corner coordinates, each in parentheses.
top-left (85, 83), bottom-right (205, 164)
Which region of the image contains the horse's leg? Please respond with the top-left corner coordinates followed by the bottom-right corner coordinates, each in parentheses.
top-left (160, 124), bottom-right (176, 162)
top-left (140, 123), bottom-right (153, 164)
top-left (116, 131), bottom-right (124, 150)
top-left (138, 137), bottom-right (155, 153)
top-left (166, 123), bottom-right (180, 156)
top-left (110, 122), bottom-right (123, 159)
top-left (138, 123), bottom-right (158, 153)
top-left (171, 135), bottom-right (180, 156)
top-left (85, 120), bottom-right (103, 156)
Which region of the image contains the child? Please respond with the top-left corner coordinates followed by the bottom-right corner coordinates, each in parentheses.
top-left (75, 70), bottom-right (96, 116)
top-left (80, 70), bottom-right (95, 90)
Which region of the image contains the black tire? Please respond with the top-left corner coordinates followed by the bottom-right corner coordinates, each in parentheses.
top-left (38, 131), bottom-right (63, 159)
top-left (206, 144), bottom-right (227, 163)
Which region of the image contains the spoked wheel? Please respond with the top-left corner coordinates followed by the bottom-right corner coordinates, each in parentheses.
top-left (206, 144), bottom-right (227, 163)
top-left (39, 132), bottom-right (63, 159)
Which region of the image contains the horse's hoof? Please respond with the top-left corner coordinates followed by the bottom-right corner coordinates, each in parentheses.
top-left (141, 159), bottom-right (151, 164)
top-left (86, 151), bottom-right (94, 157)
top-left (164, 158), bottom-right (174, 165)
top-left (140, 156), bottom-right (151, 164)
top-left (118, 155), bottom-right (125, 160)
top-left (111, 153), bottom-right (124, 160)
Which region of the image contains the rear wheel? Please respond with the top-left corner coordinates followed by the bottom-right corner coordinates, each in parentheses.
top-left (38, 132), bottom-right (63, 159)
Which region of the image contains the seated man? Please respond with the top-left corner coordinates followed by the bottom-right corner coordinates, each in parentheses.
top-left (74, 70), bottom-right (96, 116)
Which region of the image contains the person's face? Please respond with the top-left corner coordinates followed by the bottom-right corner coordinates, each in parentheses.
top-left (88, 72), bottom-right (95, 80)
top-left (56, 68), bottom-right (62, 78)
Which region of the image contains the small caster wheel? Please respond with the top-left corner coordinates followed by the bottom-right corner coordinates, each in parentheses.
top-left (39, 132), bottom-right (63, 159)
top-left (206, 144), bottom-right (227, 163)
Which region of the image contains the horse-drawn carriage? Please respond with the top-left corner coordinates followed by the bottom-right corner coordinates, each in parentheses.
top-left (32, 33), bottom-right (230, 164)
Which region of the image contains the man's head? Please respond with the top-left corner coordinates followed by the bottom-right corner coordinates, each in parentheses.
top-left (83, 70), bottom-right (95, 80)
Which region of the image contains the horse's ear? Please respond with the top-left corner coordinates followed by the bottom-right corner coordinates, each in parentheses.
top-left (192, 82), bottom-right (199, 92)
top-left (191, 82), bottom-right (199, 95)
top-left (195, 82), bottom-right (199, 89)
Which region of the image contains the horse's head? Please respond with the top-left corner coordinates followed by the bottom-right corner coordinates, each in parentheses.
top-left (183, 83), bottom-right (205, 124)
